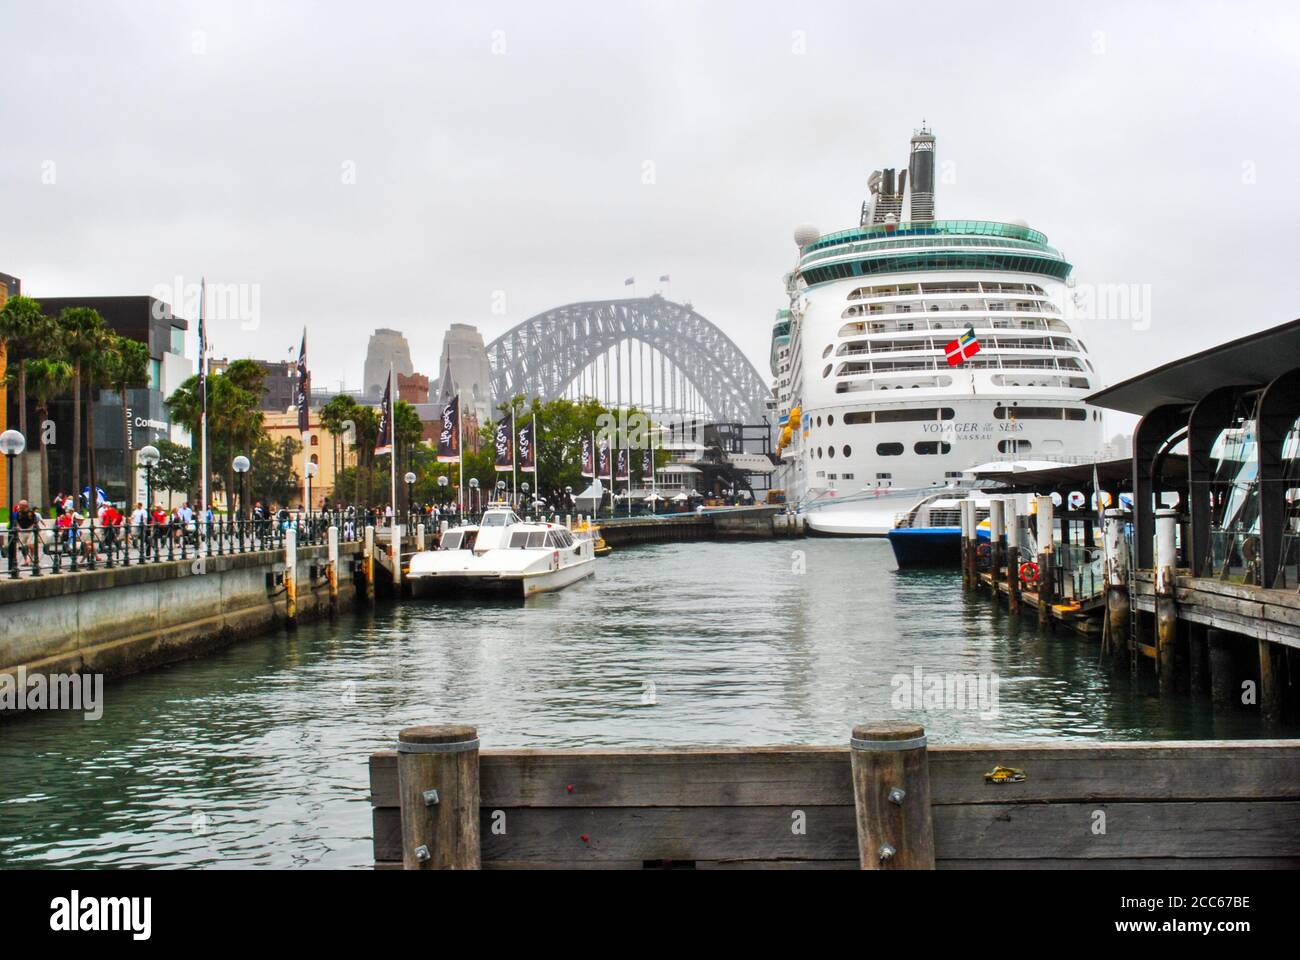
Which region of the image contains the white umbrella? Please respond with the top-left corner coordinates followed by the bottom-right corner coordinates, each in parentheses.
top-left (671, 493), bottom-right (689, 502)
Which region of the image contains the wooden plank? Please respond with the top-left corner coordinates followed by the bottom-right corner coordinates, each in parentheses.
top-left (370, 742), bottom-right (1300, 809)
top-left (935, 800), bottom-right (1300, 860)
top-left (373, 800), bottom-right (1300, 863)
top-left (1178, 577), bottom-right (1300, 610)
top-left (937, 857), bottom-right (1300, 870)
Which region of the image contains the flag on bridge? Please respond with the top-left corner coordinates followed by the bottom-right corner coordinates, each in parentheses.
top-left (659, 274), bottom-right (670, 282)
top-left (944, 326), bottom-right (981, 366)
top-left (624, 277), bottom-right (635, 286)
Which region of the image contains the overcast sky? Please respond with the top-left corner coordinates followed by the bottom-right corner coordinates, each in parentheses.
top-left (3, 0), bottom-right (1298, 423)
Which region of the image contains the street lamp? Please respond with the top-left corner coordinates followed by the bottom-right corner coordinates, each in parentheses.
top-left (233, 455), bottom-right (250, 552)
top-left (469, 477), bottom-right (479, 519)
top-left (496, 479), bottom-right (506, 508)
top-left (2, 430), bottom-right (26, 579)
top-left (521, 481), bottom-right (530, 516)
top-left (404, 470), bottom-right (416, 523)
top-left (437, 473), bottom-right (448, 507)
top-left (304, 460), bottom-right (318, 533)
top-left (138, 444), bottom-right (160, 561)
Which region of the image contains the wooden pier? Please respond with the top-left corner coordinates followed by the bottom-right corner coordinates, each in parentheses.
top-left (369, 723), bottom-right (1300, 869)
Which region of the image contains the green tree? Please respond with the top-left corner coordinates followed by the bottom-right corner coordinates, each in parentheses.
top-left (166, 360), bottom-right (265, 508)
top-left (20, 356), bottom-right (74, 507)
top-left (150, 439), bottom-right (196, 505)
top-left (0, 295), bottom-right (56, 502)
top-left (319, 393), bottom-right (359, 486)
top-left (57, 306), bottom-right (110, 508)
top-left (105, 335), bottom-right (151, 504)
top-left (248, 434), bottom-right (301, 508)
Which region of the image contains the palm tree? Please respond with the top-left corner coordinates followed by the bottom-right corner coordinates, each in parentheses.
top-left (105, 335), bottom-right (151, 504)
top-left (320, 393), bottom-right (358, 492)
top-left (0, 295), bottom-right (55, 502)
top-left (23, 357), bottom-right (74, 506)
top-left (57, 306), bottom-right (109, 508)
top-left (166, 361), bottom-right (265, 510)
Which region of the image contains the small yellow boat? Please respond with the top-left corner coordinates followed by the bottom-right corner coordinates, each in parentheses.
top-left (573, 520), bottom-right (612, 557)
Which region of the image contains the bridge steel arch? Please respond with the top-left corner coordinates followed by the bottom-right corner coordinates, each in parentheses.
top-left (484, 296), bottom-right (769, 424)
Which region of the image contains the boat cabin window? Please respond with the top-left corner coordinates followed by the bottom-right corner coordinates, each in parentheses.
top-left (479, 511), bottom-right (520, 527)
top-left (508, 531), bottom-right (530, 548)
top-left (526, 531), bottom-right (547, 549)
top-left (440, 531), bottom-right (464, 550)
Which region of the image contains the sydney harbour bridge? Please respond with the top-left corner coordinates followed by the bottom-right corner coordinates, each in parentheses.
top-left (484, 296), bottom-right (769, 425)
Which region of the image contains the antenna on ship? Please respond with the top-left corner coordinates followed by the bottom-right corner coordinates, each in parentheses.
top-left (908, 124), bottom-right (936, 221)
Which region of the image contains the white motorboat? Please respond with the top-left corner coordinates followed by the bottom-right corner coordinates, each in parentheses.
top-left (406, 508), bottom-right (596, 598)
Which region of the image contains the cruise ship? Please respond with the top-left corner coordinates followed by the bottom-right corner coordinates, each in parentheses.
top-left (770, 127), bottom-right (1106, 535)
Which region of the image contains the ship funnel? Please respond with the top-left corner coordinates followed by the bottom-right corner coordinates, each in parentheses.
top-left (909, 126), bottom-right (936, 221)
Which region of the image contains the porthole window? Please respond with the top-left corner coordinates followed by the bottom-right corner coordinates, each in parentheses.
top-left (817, 416), bottom-right (823, 427)
top-left (823, 344), bottom-right (833, 358)
top-left (827, 414), bottom-right (834, 426)
top-left (817, 447), bottom-right (824, 458)
top-left (827, 446), bottom-right (835, 458)
top-left (876, 443), bottom-right (904, 456)
top-left (843, 445), bottom-right (851, 457)
top-left (822, 364), bottom-right (832, 378)
top-left (914, 441), bottom-right (951, 455)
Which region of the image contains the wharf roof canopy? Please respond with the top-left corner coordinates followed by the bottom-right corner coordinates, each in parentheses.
top-left (1086, 318), bottom-right (1300, 417)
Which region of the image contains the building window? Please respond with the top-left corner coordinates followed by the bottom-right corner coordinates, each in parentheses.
top-left (876, 443), bottom-right (904, 456)
top-left (149, 358), bottom-right (161, 390)
top-left (169, 326), bottom-right (185, 355)
top-left (310, 435), bottom-right (319, 445)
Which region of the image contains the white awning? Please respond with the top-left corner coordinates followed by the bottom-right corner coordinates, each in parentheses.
top-left (726, 452), bottom-right (776, 474)
top-left (658, 463), bottom-right (702, 474)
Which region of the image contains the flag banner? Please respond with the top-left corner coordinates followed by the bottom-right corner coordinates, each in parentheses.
top-left (374, 372), bottom-right (393, 456)
top-left (623, 277), bottom-right (634, 286)
top-left (640, 446), bottom-right (653, 479)
top-left (658, 274), bottom-right (670, 282)
top-left (944, 325), bottom-right (981, 366)
top-left (616, 447), bottom-right (629, 482)
top-left (518, 418), bottom-right (536, 473)
top-left (580, 433), bottom-right (595, 477)
top-left (493, 413), bottom-right (514, 471)
top-left (295, 329), bottom-right (310, 434)
top-left (437, 395), bottom-right (461, 462)
top-left (597, 435), bottom-right (611, 479)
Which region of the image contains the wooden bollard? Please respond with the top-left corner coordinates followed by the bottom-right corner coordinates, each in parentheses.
top-left (1035, 495), bottom-right (1054, 629)
top-left (397, 724), bottom-right (481, 870)
top-left (849, 722), bottom-right (935, 870)
top-left (326, 524), bottom-right (339, 614)
top-left (284, 527), bottom-right (298, 627)
top-left (392, 522), bottom-right (401, 590)
top-left (364, 525), bottom-right (375, 604)
top-left (959, 501), bottom-right (973, 591)
top-left (1005, 497), bottom-right (1020, 614)
top-left (1259, 638), bottom-right (1282, 725)
top-left (1103, 508), bottom-right (1130, 662)
top-left (1155, 508), bottom-right (1178, 695)
top-left (988, 498), bottom-right (1005, 601)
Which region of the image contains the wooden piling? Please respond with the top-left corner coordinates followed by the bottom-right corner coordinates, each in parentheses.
top-left (397, 724), bottom-right (481, 870)
top-left (1103, 508), bottom-right (1130, 662)
top-left (959, 501), bottom-right (972, 591)
top-left (284, 527), bottom-right (297, 627)
top-left (416, 523), bottom-right (426, 552)
top-left (1155, 508), bottom-right (1178, 695)
top-left (1208, 628), bottom-right (1236, 710)
top-left (1005, 497), bottom-right (1020, 614)
top-left (1188, 623), bottom-right (1209, 696)
top-left (326, 525), bottom-right (339, 614)
top-left (1259, 639), bottom-right (1282, 725)
top-left (849, 722), bottom-right (935, 870)
top-left (988, 498), bottom-right (1005, 601)
top-left (364, 525), bottom-right (375, 605)
top-left (1035, 495), bottom-right (1054, 629)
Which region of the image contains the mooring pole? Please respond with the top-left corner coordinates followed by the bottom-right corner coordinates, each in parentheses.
top-left (326, 524), bottom-right (339, 615)
top-left (960, 500), bottom-right (974, 592)
top-left (1207, 628), bottom-right (1236, 711)
top-left (849, 722), bottom-right (935, 870)
top-left (364, 524), bottom-right (375, 605)
top-left (1259, 638), bottom-right (1282, 725)
top-left (988, 498), bottom-right (1005, 602)
top-left (1103, 508), bottom-right (1130, 663)
top-left (284, 526), bottom-right (298, 627)
top-left (417, 522), bottom-right (426, 553)
top-left (397, 724), bottom-right (481, 870)
top-left (1005, 497), bottom-right (1021, 614)
top-left (1155, 508), bottom-right (1179, 695)
top-left (1035, 495), bottom-right (1054, 629)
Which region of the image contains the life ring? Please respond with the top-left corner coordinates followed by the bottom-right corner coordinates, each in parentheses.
top-left (1019, 561), bottom-right (1040, 586)
top-left (975, 542), bottom-right (992, 568)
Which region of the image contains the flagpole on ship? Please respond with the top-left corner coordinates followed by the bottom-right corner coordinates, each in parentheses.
top-left (389, 365), bottom-right (398, 570)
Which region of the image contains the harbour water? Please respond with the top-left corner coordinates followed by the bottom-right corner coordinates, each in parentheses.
top-left (0, 538), bottom-right (1282, 869)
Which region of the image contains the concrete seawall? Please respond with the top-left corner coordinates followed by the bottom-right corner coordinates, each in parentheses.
top-left (0, 541), bottom-right (365, 685)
